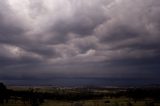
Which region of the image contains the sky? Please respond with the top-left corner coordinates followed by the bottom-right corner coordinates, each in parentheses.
top-left (0, 0), bottom-right (160, 81)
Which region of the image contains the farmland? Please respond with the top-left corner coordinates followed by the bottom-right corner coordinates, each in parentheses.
top-left (1, 83), bottom-right (160, 106)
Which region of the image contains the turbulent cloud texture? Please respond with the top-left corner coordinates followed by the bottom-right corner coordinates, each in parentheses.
top-left (0, 0), bottom-right (160, 80)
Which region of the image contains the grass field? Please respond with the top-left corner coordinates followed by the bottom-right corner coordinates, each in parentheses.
top-left (1, 97), bottom-right (160, 106)
top-left (1, 85), bottom-right (160, 106)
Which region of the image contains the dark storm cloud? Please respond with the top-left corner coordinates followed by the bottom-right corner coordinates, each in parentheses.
top-left (50, 7), bottom-right (106, 36)
top-left (100, 25), bottom-right (140, 43)
top-left (0, 0), bottom-right (160, 80)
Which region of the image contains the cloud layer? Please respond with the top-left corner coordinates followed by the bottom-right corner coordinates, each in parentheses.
top-left (0, 0), bottom-right (160, 80)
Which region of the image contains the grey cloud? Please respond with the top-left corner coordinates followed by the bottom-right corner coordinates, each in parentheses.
top-left (0, 0), bottom-right (160, 80)
top-left (69, 36), bottom-right (98, 53)
top-left (43, 0), bottom-right (109, 44)
top-left (100, 25), bottom-right (140, 43)
top-left (0, 1), bottom-right (29, 46)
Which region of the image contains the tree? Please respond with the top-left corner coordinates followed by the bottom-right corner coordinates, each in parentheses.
top-left (0, 82), bottom-right (7, 104)
top-left (0, 82), bottom-right (6, 90)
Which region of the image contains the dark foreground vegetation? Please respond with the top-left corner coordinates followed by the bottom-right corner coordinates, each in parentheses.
top-left (0, 82), bottom-right (160, 106)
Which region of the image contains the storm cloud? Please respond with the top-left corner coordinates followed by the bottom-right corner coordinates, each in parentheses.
top-left (0, 0), bottom-right (160, 80)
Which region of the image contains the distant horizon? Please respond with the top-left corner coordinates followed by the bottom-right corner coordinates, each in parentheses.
top-left (1, 77), bottom-right (160, 87)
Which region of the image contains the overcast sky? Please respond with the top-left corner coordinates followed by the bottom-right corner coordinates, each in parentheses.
top-left (0, 0), bottom-right (160, 80)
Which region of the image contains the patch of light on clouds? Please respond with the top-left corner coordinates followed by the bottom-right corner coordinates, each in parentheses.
top-left (78, 49), bottom-right (96, 57)
top-left (1, 44), bottom-right (22, 58)
top-left (8, 0), bottom-right (30, 20)
top-left (1, 44), bottom-right (43, 60)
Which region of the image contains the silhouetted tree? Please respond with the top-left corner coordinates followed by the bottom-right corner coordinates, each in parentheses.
top-left (0, 83), bottom-right (7, 104)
